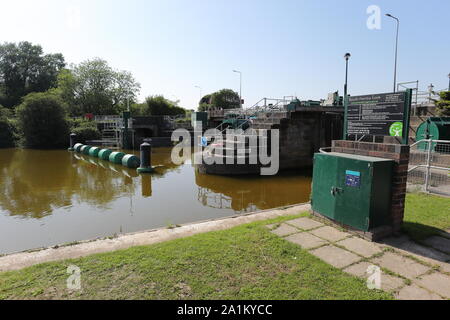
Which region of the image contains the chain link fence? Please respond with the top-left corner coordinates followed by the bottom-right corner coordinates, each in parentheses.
top-left (408, 140), bottom-right (450, 196)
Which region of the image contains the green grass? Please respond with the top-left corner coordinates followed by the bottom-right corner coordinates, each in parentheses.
top-left (0, 214), bottom-right (392, 300)
top-left (403, 192), bottom-right (450, 241)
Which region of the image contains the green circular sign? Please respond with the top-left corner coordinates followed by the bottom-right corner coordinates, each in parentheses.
top-left (389, 122), bottom-right (403, 137)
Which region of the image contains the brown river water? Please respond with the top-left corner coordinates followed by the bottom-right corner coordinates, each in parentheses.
top-left (0, 148), bottom-right (311, 254)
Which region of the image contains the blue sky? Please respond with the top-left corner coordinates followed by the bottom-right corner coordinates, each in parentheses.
top-left (1, 0), bottom-right (449, 109)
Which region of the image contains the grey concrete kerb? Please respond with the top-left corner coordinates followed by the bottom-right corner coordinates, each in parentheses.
top-left (0, 203), bottom-right (311, 272)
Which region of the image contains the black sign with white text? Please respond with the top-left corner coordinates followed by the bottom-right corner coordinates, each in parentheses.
top-left (347, 92), bottom-right (406, 137)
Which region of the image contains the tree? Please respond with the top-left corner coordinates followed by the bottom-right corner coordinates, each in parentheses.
top-left (198, 89), bottom-right (240, 111)
top-left (198, 94), bottom-right (212, 111)
top-left (16, 91), bottom-right (69, 148)
top-left (0, 42), bottom-right (65, 108)
top-left (436, 91), bottom-right (450, 116)
top-left (58, 58), bottom-right (140, 116)
top-left (0, 105), bottom-right (15, 148)
top-left (138, 95), bottom-right (186, 116)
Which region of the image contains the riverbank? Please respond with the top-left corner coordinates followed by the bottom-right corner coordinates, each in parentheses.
top-left (0, 207), bottom-right (391, 300)
top-left (0, 193), bottom-right (448, 300)
top-left (0, 204), bottom-right (309, 272)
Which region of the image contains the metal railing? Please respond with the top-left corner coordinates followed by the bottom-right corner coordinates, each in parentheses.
top-left (408, 139), bottom-right (450, 196)
top-left (205, 97), bottom-right (296, 147)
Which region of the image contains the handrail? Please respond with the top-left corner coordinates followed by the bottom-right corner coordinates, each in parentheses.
top-left (205, 96), bottom-right (296, 143)
top-left (408, 164), bottom-right (449, 172)
top-left (319, 147), bottom-right (333, 154)
top-left (410, 139), bottom-right (450, 148)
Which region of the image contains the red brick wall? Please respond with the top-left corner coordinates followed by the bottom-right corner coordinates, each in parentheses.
top-left (332, 140), bottom-right (410, 233)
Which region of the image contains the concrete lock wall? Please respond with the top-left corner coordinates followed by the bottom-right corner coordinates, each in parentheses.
top-left (278, 112), bottom-right (343, 170)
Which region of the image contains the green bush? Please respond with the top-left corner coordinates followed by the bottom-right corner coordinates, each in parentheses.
top-left (16, 92), bottom-right (69, 149)
top-left (69, 119), bottom-right (100, 144)
top-left (140, 95), bottom-right (186, 116)
top-left (436, 91), bottom-right (450, 116)
top-left (197, 89), bottom-right (240, 111)
top-left (0, 106), bottom-right (16, 148)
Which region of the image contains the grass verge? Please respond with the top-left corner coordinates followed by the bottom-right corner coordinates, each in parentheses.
top-left (0, 214), bottom-right (391, 300)
top-left (403, 192), bottom-right (450, 241)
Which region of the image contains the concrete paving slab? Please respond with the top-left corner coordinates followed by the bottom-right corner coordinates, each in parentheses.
top-left (310, 245), bottom-right (361, 269)
top-left (271, 224), bottom-right (300, 237)
top-left (409, 256), bottom-right (450, 274)
top-left (310, 226), bottom-right (351, 242)
top-left (265, 224), bottom-right (277, 230)
top-left (380, 274), bottom-right (405, 292)
top-left (371, 252), bottom-right (430, 279)
top-left (337, 237), bottom-right (383, 258)
top-left (286, 217), bottom-right (323, 230)
top-left (343, 262), bottom-right (404, 291)
top-left (415, 273), bottom-right (450, 299)
top-left (378, 235), bottom-right (410, 248)
top-left (392, 240), bottom-right (449, 263)
top-left (436, 261), bottom-right (450, 274)
top-left (343, 261), bottom-right (373, 278)
top-left (424, 236), bottom-right (450, 254)
top-left (285, 232), bottom-right (328, 250)
top-left (395, 284), bottom-right (443, 300)
top-left (387, 241), bottom-right (450, 273)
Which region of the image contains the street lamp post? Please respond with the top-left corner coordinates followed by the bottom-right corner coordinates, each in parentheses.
top-left (448, 73), bottom-right (450, 91)
top-left (233, 70), bottom-right (242, 108)
top-left (343, 53), bottom-right (351, 139)
top-left (386, 13), bottom-right (400, 93)
top-left (344, 53), bottom-right (351, 100)
top-left (194, 85), bottom-right (202, 107)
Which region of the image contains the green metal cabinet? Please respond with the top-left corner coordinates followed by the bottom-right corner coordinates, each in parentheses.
top-left (312, 152), bottom-right (394, 231)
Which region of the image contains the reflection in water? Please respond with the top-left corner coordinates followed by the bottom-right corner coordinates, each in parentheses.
top-left (195, 170), bottom-right (311, 213)
top-left (0, 148), bottom-right (311, 254)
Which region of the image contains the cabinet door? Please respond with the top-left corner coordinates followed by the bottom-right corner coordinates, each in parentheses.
top-left (312, 154), bottom-right (338, 220)
top-left (334, 158), bottom-right (372, 231)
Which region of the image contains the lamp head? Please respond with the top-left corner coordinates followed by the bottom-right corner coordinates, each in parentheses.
top-left (386, 13), bottom-right (399, 21)
top-left (344, 53), bottom-right (351, 61)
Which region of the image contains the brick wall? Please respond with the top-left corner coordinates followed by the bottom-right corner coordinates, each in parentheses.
top-left (332, 140), bottom-right (410, 233)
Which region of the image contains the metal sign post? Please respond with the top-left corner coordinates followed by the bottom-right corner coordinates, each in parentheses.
top-left (402, 89), bottom-right (412, 145)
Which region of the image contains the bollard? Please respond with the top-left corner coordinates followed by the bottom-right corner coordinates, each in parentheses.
top-left (68, 133), bottom-right (77, 151)
top-left (137, 140), bottom-right (154, 173)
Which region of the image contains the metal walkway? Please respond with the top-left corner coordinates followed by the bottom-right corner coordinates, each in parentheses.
top-left (93, 115), bottom-right (123, 149)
